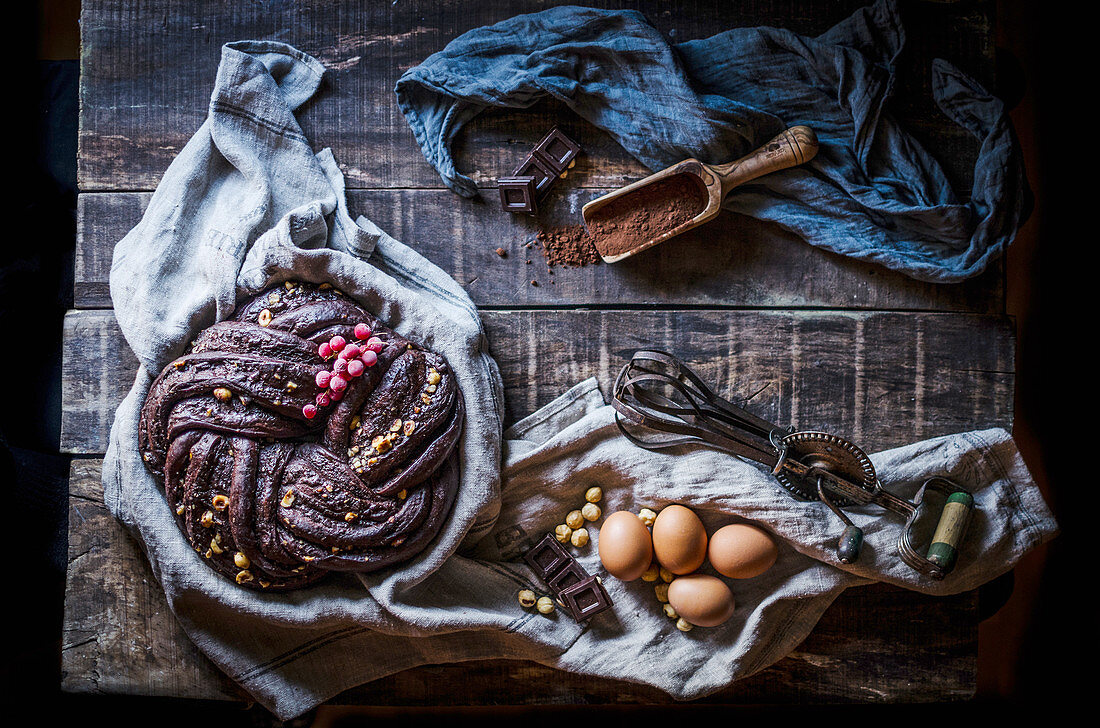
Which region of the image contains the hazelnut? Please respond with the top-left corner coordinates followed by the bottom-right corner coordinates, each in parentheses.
top-left (212, 387), bottom-right (232, 402)
top-left (518, 589), bottom-right (537, 608)
top-left (280, 489), bottom-right (295, 508)
top-left (554, 524), bottom-right (573, 543)
top-left (581, 503), bottom-right (601, 522)
top-left (570, 528), bottom-right (589, 548)
top-left (212, 494), bottom-right (230, 510)
top-left (236, 570), bottom-right (254, 585)
top-left (640, 564), bottom-right (659, 582)
top-left (209, 536), bottom-right (224, 555)
top-left (659, 567), bottom-right (675, 583)
top-left (200, 510), bottom-right (215, 528)
top-left (258, 309), bottom-right (273, 327)
top-left (676, 618), bottom-right (694, 632)
top-left (663, 603), bottom-right (679, 619)
top-left (584, 486), bottom-right (603, 503)
top-left (638, 508), bottom-right (657, 527)
top-left (655, 583), bottom-right (670, 603)
top-left (536, 596), bottom-right (555, 614)
top-left (565, 510), bottom-right (585, 529)
top-left (233, 552), bottom-right (250, 569)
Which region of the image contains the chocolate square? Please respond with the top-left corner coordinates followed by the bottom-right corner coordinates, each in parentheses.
top-left (497, 175), bottom-right (538, 214)
top-left (533, 127), bottom-right (581, 174)
top-left (558, 575), bottom-right (613, 621)
top-left (546, 559), bottom-right (588, 595)
top-left (511, 153), bottom-right (558, 198)
top-left (522, 533), bottom-right (572, 581)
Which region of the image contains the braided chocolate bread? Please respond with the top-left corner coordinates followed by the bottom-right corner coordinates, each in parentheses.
top-left (139, 282), bottom-right (465, 591)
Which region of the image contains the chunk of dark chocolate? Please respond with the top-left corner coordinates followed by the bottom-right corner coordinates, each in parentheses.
top-left (497, 175), bottom-right (538, 214)
top-left (546, 558), bottom-right (588, 595)
top-left (512, 153), bottom-right (558, 199)
top-left (558, 575), bottom-right (613, 621)
top-left (522, 533), bottom-right (573, 581)
top-left (533, 127), bottom-right (581, 174)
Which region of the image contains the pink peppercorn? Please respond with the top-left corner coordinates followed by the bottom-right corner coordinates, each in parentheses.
top-left (302, 404), bottom-right (317, 420)
top-left (316, 392), bottom-right (331, 408)
top-left (329, 374), bottom-right (348, 392)
top-left (315, 370), bottom-right (331, 388)
top-left (364, 337), bottom-right (384, 353)
top-left (329, 335), bottom-right (346, 352)
top-left (340, 344), bottom-right (360, 360)
top-left (346, 359), bottom-right (364, 378)
top-left (329, 387), bottom-right (344, 401)
top-left (354, 323), bottom-right (371, 340)
top-left (318, 342), bottom-right (332, 359)
top-left (361, 350), bottom-right (378, 367)
top-left (332, 358), bottom-right (348, 374)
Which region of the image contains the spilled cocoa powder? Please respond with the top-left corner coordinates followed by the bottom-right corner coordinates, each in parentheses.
top-left (533, 225), bottom-right (602, 268)
top-left (586, 173), bottom-right (709, 258)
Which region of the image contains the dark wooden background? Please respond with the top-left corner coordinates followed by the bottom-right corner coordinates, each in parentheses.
top-left (61, 0), bottom-right (1018, 711)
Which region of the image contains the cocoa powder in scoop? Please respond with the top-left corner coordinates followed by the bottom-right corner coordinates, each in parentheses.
top-left (586, 173), bottom-right (709, 258)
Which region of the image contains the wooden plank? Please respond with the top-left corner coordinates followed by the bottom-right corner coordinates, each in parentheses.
top-left (78, 0), bottom-right (994, 192)
top-left (64, 458), bottom-right (976, 704)
top-left (75, 191), bottom-right (1004, 313)
top-left (60, 308), bottom-right (1013, 455)
top-left (62, 459), bottom-right (246, 701)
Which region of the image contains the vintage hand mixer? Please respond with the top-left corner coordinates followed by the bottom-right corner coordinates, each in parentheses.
top-left (611, 350), bottom-right (975, 579)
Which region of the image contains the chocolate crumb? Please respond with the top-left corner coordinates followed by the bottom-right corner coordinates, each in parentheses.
top-left (531, 280), bottom-right (539, 286)
top-left (495, 247), bottom-right (507, 258)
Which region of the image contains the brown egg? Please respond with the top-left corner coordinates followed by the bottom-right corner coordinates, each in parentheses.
top-left (707, 523), bottom-right (778, 579)
top-left (667, 574), bottom-right (736, 627)
top-left (651, 505), bottom-right (707, 575)
top-left (598, 510), bottom-right (654, 581)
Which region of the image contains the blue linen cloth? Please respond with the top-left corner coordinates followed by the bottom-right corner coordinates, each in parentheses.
top-left (396, 0), bottom-right (1030, 283)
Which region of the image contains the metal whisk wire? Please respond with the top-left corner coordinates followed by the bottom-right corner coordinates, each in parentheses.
top-left (611, 350), bottom-right (784, 463)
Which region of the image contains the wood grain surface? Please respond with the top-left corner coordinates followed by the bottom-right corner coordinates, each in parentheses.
top-left (65, 0), bottom-right (1008, 708)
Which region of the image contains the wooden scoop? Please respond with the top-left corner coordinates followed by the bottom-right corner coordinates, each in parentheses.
top-left (582, 126), bottom-right (818, 263)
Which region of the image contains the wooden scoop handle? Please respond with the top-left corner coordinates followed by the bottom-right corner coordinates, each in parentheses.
top-left (714, 125), bottom-right (818, 196)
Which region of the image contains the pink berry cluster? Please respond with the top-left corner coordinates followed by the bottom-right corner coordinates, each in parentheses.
top-left (302, 322), bottom-right (383, 420)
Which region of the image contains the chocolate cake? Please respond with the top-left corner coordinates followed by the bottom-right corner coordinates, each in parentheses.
top-left (138, 282), bottom-right (465, 591)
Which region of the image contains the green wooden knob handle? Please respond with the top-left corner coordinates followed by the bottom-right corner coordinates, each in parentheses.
top-left (837, 524), bottom-right (863, 564)
top-left (925, 491), bottom-right (974, 573)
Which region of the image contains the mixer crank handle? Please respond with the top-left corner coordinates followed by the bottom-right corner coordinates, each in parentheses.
top-left (714, 126), bottom-right (819, 196)
top-left (817, 476), bottom-right (863, 565)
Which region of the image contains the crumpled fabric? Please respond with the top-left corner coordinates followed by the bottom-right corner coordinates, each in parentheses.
top-left (103, 39), bottom-right (1056, 722)
top-left (395, 0), bottom-right (1030, 282)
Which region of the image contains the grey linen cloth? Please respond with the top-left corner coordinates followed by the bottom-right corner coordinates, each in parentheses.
top-left (396, 0), bottom-right (1030, 283)
top-left (103, 41), bottom-right (1056, 720)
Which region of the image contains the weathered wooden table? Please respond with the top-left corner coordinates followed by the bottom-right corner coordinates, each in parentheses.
top-left (62, 0), bottom-right (1012, 707)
